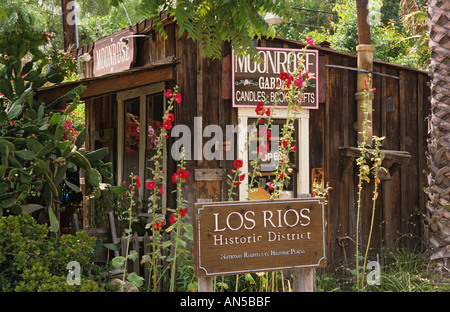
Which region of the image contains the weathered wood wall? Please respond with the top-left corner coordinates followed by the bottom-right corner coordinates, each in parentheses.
top-left (261, 37), bottom-right (430, 269)
top-left (80, 19), bottom-right (431, 269)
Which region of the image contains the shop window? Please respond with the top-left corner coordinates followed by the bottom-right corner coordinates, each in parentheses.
top-left (247, 118), bottom-right (298, 198)
top-left (123, 97), bottom-right (140, 182)
top-left (117, 83), bottom-right (166, 205)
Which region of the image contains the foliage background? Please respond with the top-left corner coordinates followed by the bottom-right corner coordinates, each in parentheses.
top-left (0, 0), bottom-right (429, 70)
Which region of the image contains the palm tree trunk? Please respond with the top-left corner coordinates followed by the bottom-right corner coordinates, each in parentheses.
top-left (425, 0), bottom-right (450, 276)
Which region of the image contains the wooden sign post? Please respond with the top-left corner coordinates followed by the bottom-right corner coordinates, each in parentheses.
top-left (194, 198), bottom-right (326, 292)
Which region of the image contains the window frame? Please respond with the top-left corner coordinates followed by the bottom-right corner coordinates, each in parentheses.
top-left (117, 82), bottom-right (166, 202)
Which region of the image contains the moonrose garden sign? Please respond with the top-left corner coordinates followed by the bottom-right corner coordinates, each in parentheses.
top-left (193, 198), bottom-right (326, 277)
top-left (232, 47), bottom-right (319, 109)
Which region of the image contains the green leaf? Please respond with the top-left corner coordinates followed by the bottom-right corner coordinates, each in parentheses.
top-left (14, 149), bottom-right (35, 160)
top-left (54, 125), bottom-right (64, 141)
top-left (84, 147), bottom-right (109, 162)
top-left (103, 243), bottom-right (120, 251)
top-left (86, 168), bottom-right (101, 186)
top-left (63, 100), bottom-right (79, 116)
top-left (0, 79), bottom-right (13, 100)
top-left (65, 85), bottom-right (86, 100)
top-left (21, 61), bottom-right (33, 76)
top-left (73, 151), bottom-right (91, 170)
top-left (0, 138), bottom-right (15, 155)
top-left (36, 142), bottom-right (56, 157)
top-left (245, 273), bottom-right (255, 284)
top-left (112, 256), bottom-right (126, 268)
top-left (0, 111), bottom-right (6, 123)
top-left (49, 112), bottom-right (61, 125)
top-left (127, 272), bottom-right (144, 288)
top-left (48, 207), bottom-right (59, 234)
top-left (127, 250), bottom-right (138, 261)
top-left (37, 104), bottom-right (44, 121)
top-left (13, 77), bottom-right (25, 97)
top-left (108, 185), bottom-right (126, 195)
top-left (64, 178), bottom-right (80, 193)
top-left (45, 173), bottom-right (58, 195)
top-left (27, 138), bottom-right (42, 153)
top-left (75, 128), bottom-right (86, 149)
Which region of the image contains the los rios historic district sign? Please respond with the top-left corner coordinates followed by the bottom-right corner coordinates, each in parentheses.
top-left (194, 198), bottom-right (326, 277)
top-left (232, 47), bottom-right (319, 109)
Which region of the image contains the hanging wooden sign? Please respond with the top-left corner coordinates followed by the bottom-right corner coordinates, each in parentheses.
top-left (193, 198), bottom-right (326, 277)
top-left (93, 28), bottom-right (136, 77)
top-left (232, 47), bottom-right (319, 109)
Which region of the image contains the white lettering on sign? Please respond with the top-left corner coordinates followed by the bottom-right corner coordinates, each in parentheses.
top-left (93, 29), bottom-right (135, 77)
top-left (235, 50), bottom-right (315, 75)
top-left (212, 208), bottom-right (312, 246)
top-left (232, 47), bottom-right (319, 109)
top-left (95, 42), bottom-right (129, 72)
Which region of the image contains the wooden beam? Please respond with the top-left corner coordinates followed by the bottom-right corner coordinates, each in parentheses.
top-left (36, 62), bottom-right (176, 104)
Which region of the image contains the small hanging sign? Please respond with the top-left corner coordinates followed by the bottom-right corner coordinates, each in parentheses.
top-left (93, 28), bottom-right (136, 77)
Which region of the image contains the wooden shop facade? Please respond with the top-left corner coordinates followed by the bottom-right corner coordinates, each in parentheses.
top-left (36, 14), bottom-right (431, 269)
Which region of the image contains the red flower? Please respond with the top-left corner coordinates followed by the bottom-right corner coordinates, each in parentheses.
top-left (163, 121), bottom-right (172, 130)
top-left (292, 145), bottom-right (297, 152)
top-left (265, 108), bottom-right (271, 116)
top-left (233, 181), bottom-right (241, 186)
top-left (239, 173), bottom-right (246, 181)
top-left (294, 76), bottom-right (303, 88)
top-left (260, 127), bottom-right (271, 141)
top-left (165, 89), bottom-right (173, 98)
top-left (146, 181), bottom-right (156, 190)
top-left (233, 159), bottom-right (243, 169)
top-left (279, 72), bottom-right (289, 81)
top-left (159, 185), bottom-right (164, 194)
top-left (269, 182), bottom-right (275, 190)
top-left (372, 87), bottom-right (376, 93)
top-left (174, 93), bottom-right (182, 104)
top-left (286, 75), bottom-right (294, 88)
top-left (134, 175), bottom-right (141, 188)
top-left (154, 220), bottom-right (164, 230)
top-left (283, 140), bottom-right (289, 148)
top-left (306, 37), bottom-right (314, 46)
top-left (166, 112), bottom-right (174, 122)
top-left (177, 168), bottom-right (190, 180)
top-left (172, 173), bottom-right (178, 183)
top-left (169, 214), bottom-right (177, 224)
top-left (257, 145), bottom-right (267, 158)
top-left (255, 101), bottom-right (265, 116)
top-left (179, 208), bottom-right (188, 217)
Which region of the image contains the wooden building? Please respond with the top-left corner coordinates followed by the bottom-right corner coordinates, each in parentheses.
top-left (37, 14), bottom-right (431, 270)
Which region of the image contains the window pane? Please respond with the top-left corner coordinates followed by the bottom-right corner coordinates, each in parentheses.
top-left (123, 97), bottom-right (140, 182)
top-left (247, 119), bottom-right (297, 197)
top-left (144, 93), bottom-right (165, 202)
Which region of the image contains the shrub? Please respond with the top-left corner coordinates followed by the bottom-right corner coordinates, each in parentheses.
top-left (0, 213), bottom-right (102, 292)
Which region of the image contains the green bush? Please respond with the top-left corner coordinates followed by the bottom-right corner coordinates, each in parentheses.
top-left (0, 213), bottom-right (102, 292)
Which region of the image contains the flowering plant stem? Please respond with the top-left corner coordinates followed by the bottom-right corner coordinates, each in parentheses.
top-left (355, 75), bottom-right (384, 291)
top-left (169, 148), bottom-right (190, 292)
